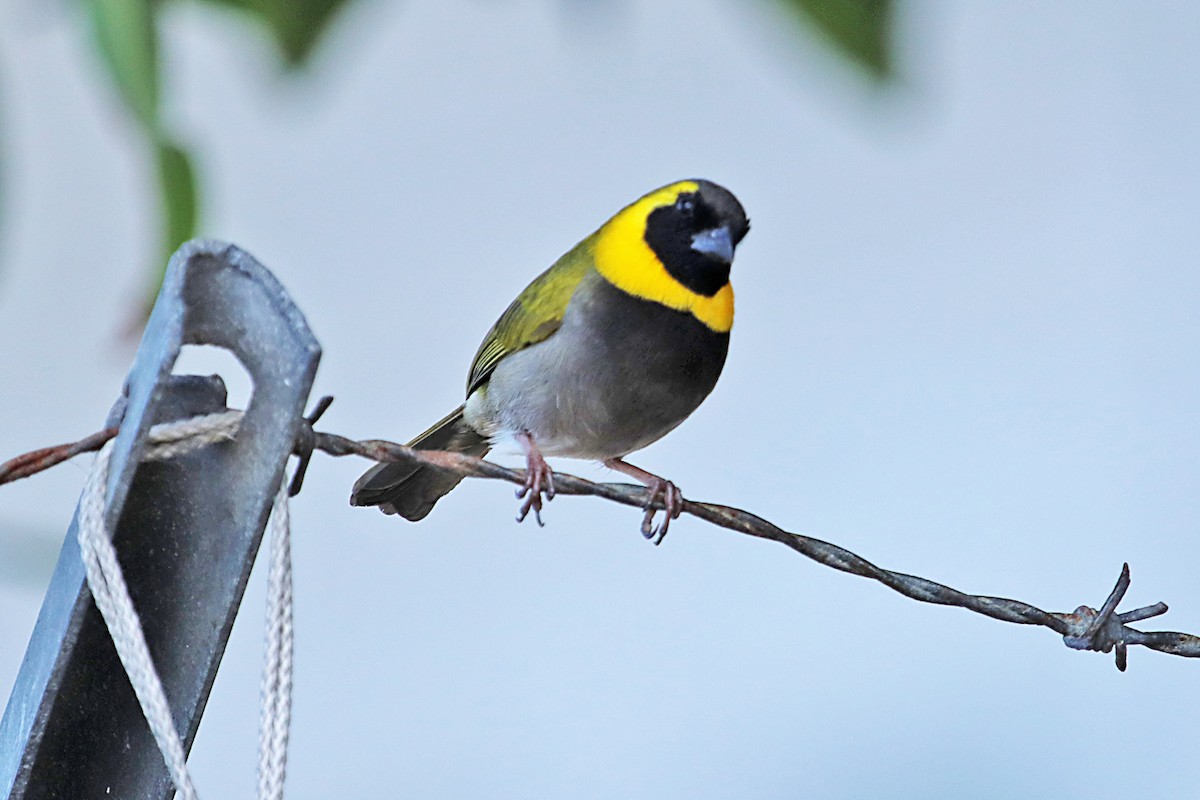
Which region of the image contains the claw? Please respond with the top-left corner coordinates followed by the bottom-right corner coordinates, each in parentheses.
top-left (516, 492), bottom-right (545, 527)
top-left (515, 432), bottom-right (553, 527)
top-left (603, 458), bottom-right (684, 544)
top-left (640, 478), bottom-right (682, 544)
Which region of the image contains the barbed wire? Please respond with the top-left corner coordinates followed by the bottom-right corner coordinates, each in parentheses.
top-left (0, 425), bottom-right (120, 483)
top-left (4, 396), bottom-right (1199, 672)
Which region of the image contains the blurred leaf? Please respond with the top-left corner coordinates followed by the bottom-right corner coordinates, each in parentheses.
top-left (157, 140), bottom-right (197, 260)
top-left (200, 0), bottom-right (353, 66)
top-left (783, 0), bottom-right (893, 79)
top-left (145, 139), bottom-right (198, 308)
top-left (86, 0), bottom-right (159, 127)
top-left (83, 0), bottom-right (353, 328)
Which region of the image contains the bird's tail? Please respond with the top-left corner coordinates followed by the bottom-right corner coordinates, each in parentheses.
top-left (350, 405), bottom-right (489, 520)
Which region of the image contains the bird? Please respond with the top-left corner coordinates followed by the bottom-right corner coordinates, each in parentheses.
top-left (350, 178), bottom-right (749, 542)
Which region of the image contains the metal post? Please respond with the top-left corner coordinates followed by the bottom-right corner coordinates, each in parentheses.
top-left (0, 241), bottom-right (321, 799)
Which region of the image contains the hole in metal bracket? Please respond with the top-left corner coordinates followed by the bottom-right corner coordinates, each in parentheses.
top-left (172, 345), bottom-right (255, 411)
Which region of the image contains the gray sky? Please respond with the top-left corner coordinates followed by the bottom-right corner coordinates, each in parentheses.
top-left (2, 2), bottom-right (1198, 797)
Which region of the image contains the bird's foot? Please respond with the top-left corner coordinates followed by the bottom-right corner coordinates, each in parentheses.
top-left (639, 477), bottom-right (682, 544)
top-left (603, 458), bottom-right (683, 545)
top-left (515, 433), bottom-right (554, 526)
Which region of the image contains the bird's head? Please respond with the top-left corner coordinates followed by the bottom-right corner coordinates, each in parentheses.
top-left (640, 180), bottom-right (750, 296)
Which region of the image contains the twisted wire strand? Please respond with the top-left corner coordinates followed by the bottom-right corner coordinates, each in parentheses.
top-left (307, 430), bottom-right (1200, 670)
top-left (7, 407), bottom-right (1198, 674)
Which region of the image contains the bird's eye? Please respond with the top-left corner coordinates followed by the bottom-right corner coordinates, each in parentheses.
top-left (676, 197), bottom-right (696, 215)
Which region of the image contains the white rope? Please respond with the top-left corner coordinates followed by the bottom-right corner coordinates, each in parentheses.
top-left (79, 441), bottom-right (201, 800)
top-left (77, 410), bottom-right (295, 800)
top-left (258, 478), bottom-right (294, 800)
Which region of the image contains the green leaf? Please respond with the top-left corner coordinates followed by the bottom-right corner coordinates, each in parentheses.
top-left (200, 0), bottom-right (353, 66)
top-left (143, 139), bottom-right (198, 311)
top-left (783, 0), bottom-right (893, 80)
top-left (86, 0), bottom-right (159, 126)
top-left (157, 139), bottom-right (197, 255)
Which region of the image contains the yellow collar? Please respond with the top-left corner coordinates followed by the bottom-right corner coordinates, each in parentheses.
top-left (591, 181), bottom-right (734, 334)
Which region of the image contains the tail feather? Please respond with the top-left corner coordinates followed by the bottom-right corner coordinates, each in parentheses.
top-left (350, 405), bottom-right (489, 520)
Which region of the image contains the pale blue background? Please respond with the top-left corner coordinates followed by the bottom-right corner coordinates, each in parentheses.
top-left (1, 2), bottom-right (1198, 797)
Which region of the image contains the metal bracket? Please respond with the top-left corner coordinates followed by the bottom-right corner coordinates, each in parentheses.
top-left (0, 241), bottom-right (321, 799)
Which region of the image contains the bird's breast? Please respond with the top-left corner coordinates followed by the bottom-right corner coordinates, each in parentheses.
top-left (469, 271), bottom-right (730, 459)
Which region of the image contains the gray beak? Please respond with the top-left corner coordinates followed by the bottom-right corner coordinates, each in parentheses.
top-left (691, 226), bottom-right (735, 264)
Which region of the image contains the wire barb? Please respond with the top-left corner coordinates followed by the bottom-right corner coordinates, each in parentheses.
top-left (1059, 564), bottom-right (1144, 671)
top-left (287, 395), bottom-right (335, 497)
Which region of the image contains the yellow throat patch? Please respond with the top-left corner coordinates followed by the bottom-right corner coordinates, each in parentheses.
top-left (591, 181), bottom-right (734, 334)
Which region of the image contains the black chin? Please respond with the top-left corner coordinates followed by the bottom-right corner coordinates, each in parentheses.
top-left (667, 253), bottom-right (729, 296)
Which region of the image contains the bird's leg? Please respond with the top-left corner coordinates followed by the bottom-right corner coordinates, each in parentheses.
top-left (515, 432), bottom-right (554, 526)
top-left (602, 458), bottom-right (683, 544)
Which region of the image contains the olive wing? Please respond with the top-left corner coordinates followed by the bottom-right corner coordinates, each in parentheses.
top-left (466, 240), bottom-right (594, 396)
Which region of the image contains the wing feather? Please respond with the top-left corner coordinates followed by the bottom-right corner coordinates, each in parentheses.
top-left (466, 238), bottom-right (594, 395)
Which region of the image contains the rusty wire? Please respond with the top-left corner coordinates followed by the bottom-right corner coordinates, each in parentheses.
top-left (0, 426), bottom-right (120, 483)
top-left (4, 397), bottom-right (1199, 672)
